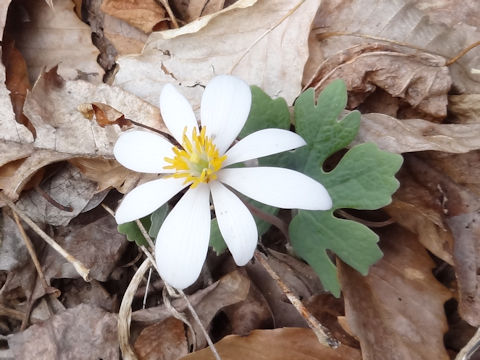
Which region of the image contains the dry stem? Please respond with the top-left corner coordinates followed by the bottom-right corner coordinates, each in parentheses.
top-left (1, 192), bottom-right (91, 281)
top-left (254, 250), bottom-right (340, 348)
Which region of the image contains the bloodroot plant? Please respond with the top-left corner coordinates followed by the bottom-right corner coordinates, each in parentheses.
top-left (116, 75), bottom-right (403, 297)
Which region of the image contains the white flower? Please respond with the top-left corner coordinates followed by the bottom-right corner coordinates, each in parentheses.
top-left (114, 75), bottom-right (332, 289)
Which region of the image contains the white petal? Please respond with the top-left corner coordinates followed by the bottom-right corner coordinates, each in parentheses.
top-left (218, 167), bottom-right (332, 210)
top-left (114, 131), bottom-right (175, 173)
top-left (115, 177), bottom-right (187, 224)
top-left (201, 75), bottom-right (251, 154)
top-left (155, 183), bottom-right (211, 289)
top-left (210, 181), bottom-right (257, 265)
top-left (223, 129), bottom-right (306, 167)
top-left (160, 83), bottom-right (199, 145)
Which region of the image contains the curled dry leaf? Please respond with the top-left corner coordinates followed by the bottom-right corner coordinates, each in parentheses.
top-left (338, 225), bottom-right (451, 360)
top-left (306, 0), bottom-right (480, 97)
top-left (181, 328), bottom-right (362, 360)
top-left (100, 0), bottom-right (166, 34)
top-left (405, 153), bottom-right (480, 326)
top-left (8, 304), bottom-right (118, 360)
top-left (114, 0), bottom-right (320, 107)
top-left (0, 66), bottom-right (164, 200)
top-left (6, 0), bottom-right (104, 83)
top-left (102, 13), bottom-right (149, 56)
top-left (307, 44), bottom-right (451, 119)
top-left (354, 113), bottom-right (480, 154)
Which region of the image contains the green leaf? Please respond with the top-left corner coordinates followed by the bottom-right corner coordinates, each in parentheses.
top-left (149, 204), bottom-right (169, 238)
top-left (319, 143), bottom-right (403, 210)
top-left (290, 210), bottom-right (383, 297)
top-left (288, 79), bottom-right (403, 296)
top-left (117, 216), bottom-right (151, 247)
top-left (295, 80), bottom-right (361, 169)
top-left (238, 86), bottom-right (290, 138)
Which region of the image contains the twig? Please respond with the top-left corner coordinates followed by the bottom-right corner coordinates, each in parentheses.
top-left (446, 41), bottom-right (480, 66)
top-left (142, 268), bottom-right (153, 309)
top-left (254, 250), bottom-right (340, 348)
top-left (154, 0), bottom-right (179, 28)
top-left (12, 212), bottom-right (59, 296)
top-left (178, 289), bottom-right (222, 360)
top-left (456, 327), bottom-right (480, 360)
top-left (34, 184), bottom-right (73, 212)
top-left (135, 219), bottom-right (156, 250)
top-left (230, 0), bottom-right (305, 73)
top-left (0, 192), bottom-right (91, 281)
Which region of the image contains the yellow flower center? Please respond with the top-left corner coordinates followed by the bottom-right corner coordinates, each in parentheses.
top-left (164, 127), bottom-right (226, 188)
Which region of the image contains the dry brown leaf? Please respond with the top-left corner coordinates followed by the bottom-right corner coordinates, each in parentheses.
top-left (134, 317), bottom-right (188, 360)
top-left (339, 225), bottom-right (451, 360)
top-left (8, 304), bottom-right (118, 359)
top-left (0, 67), bottom-right (164, 200)
top-left (60, 279), bottom-right (117, 312)
top-left (405, 153), bottom-right (480, 326)
top-left (182, 328), bottom-right (362, 360)
top-left (114, 0), bottom-right (320, 108)
top-left (306, 0), bottom-right (480, 96)
top-left (6, 0), bottom-right (104, 83)
top-left (101, 0), bottom-right (166, 34)
top-left (2, 41), bottom-right (35, 136)
top-left (354, 113), bottom-right (480, 154)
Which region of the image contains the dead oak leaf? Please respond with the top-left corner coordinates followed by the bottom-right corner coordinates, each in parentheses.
top-left (339, 225), bottom-right (451, 360)
top-left (181, 328), bottom-right (362, 360)
top-left (114, 0), bottom-right (320, 108)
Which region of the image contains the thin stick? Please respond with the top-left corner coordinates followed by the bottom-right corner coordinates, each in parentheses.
top-left (1, 192), bottom-right (91, 281)
top-left (135, 220), bottom-right (156, 250)
top-left (254, 251), bottom-right (339, 348)
top-left (178, 289), bottom-right (222, 360)
top-left (230, 0), bottom-right (305, 73)
top-left (142, 268), bottom-right (153, 309)
top-left (12, 212), bottom-right (55, 294)
top-left (446, 41), bottom-right (480, 66)
top-left (154, 0), bottom-right (179, 28)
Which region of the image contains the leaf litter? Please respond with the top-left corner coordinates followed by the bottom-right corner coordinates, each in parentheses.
top-left (0, 0), bottom-right (480, 359)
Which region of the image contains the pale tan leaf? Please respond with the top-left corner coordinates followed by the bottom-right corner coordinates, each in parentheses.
top-left (8, 0), bottom-right (104, 83)
top-left (307, 0), bottom-right (480, 95)
top-left (354, 113), bottom-right (480, 154)
top-left (114, 0), bottom-right (320, 108)
top-left (181, 328), bottom-right (362, 360)
top-left (339, 226), bottom-right (451, 360)
top-left (0, 67), bottom-right (164, 199)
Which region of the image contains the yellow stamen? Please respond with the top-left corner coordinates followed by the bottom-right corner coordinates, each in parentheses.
top-left (164, 127), bottom-right (226, 188)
